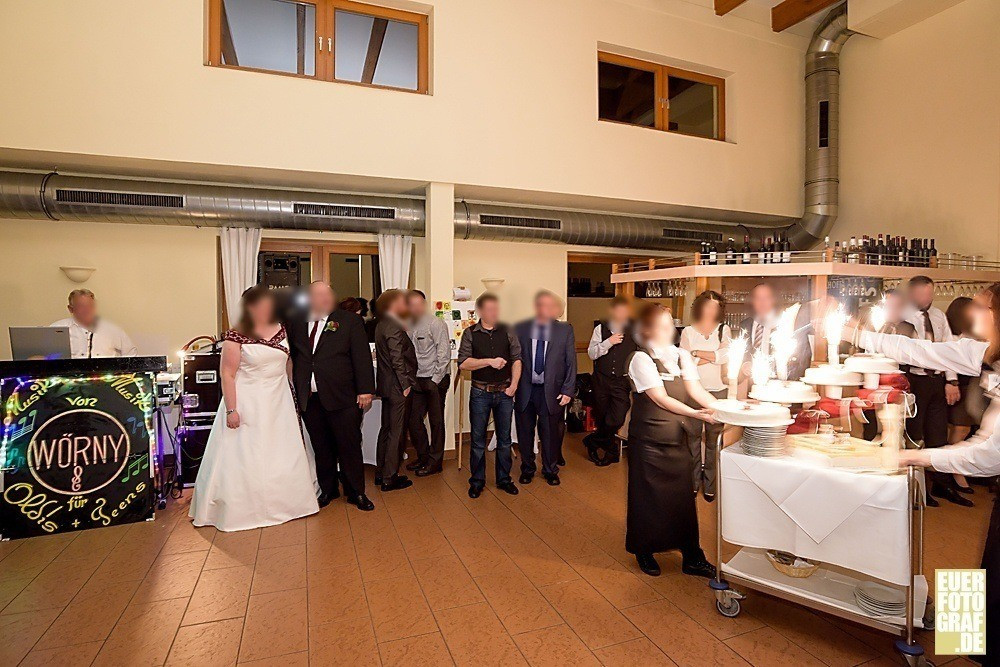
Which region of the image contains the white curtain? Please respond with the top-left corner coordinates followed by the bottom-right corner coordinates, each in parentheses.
top-left (220, 227), bottom-right (263, 327)
top-left (377, 234), bottom-right (413, 291)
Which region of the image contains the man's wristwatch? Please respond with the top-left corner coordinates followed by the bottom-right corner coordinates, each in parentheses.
top-left (947, 380), bottom-right (959, 386)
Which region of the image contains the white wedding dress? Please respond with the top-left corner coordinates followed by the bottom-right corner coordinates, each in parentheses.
top-left (190, 327), bottom-right (319, 532)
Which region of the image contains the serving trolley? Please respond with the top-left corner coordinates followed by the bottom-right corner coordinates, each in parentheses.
top-left (709, 429), bottom-right (934, 667)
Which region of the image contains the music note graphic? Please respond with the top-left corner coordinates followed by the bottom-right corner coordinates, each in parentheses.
top-left (121, 453), bottom-right (149, 483)
top-left (125, 416), bottom-right (145, 435)
top-left (7, 410), bottom-right (37, 442)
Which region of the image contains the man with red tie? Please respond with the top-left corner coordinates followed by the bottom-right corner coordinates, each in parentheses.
top-left (288, 281), bottom-right (376, 511)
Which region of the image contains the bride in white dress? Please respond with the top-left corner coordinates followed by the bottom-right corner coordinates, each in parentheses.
top-left (190, 286), bottom-right (319, 531)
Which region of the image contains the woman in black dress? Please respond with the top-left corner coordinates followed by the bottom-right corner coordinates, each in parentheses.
top-left (626, 303), bottom-right (720, 578)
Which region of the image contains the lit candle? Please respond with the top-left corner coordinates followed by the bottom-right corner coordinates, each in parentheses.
top-left (751, 348), bottom-right (772, 389)
top-left (869, 296), bottom-right (887, 334)
top-left (727, 335), bottom-right (747, 400)
top-left (824, 303), bottom-right (848, 366)
top-left (770, 304), bottom-right (800, 381)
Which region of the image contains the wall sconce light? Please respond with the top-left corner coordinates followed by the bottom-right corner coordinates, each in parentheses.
top-left (482, 278), bottom-right (505, 290)
top-left (60, 266), bottom-right (97, 283)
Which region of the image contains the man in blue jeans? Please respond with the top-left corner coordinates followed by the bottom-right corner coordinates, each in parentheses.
top-left (457, 293), bottom-right (522, 499)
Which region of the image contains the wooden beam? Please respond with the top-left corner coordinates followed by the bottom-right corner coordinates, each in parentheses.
top-left (361, 18), bottom-right (389, 84)
top-left (296, 4), bottom-right (306, 75)
top-left (220, 0), bottom-right (239, 66)
top-left (772, 0), bottom-right (840, 32)
top-left (714, 0), bottom-right (748, 16)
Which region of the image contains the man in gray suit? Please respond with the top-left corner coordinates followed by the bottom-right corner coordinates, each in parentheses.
top-left (515, 290), bottom-right (577, 486)
top-left (737, 282), bottom-right (812, 381)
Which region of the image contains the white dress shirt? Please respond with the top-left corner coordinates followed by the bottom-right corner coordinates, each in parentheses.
top-left (530, 322), bottom-right (550, 385)
top-left (903, 304), bottom-right (957, 380)
top-left (50, 318), bottom-right (137, 359)
top-left (858, 330), bottom-right (999, 475)
top-left (679, 324), bottom-right (732, 392)
top-left (410, 314), bottom-right (451, 383)
top-left (628, 346), bottom-right (700, 393)
top-left (308, 315), bottom-right (328, 392)
top-left (587, 321), bottom-right (641, 361)
top-left (749, 315), bottom-right (775, 356)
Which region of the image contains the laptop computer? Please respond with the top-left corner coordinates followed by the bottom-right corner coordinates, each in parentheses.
top-left (9, 327), bottom-right (72, 360)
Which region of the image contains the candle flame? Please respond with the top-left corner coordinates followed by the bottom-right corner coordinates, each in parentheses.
top-left (869, 296), bottom-right (887, 333)
top-left (727, 335), bottom-right (747, 382)
top-left (770, 304), bottom-right (800, 381)
top-left (751, 348), bottom-right (772, 388)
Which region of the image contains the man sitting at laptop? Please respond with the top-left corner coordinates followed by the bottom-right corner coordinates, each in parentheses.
top-left (50, 289), bottom-right (137, 358)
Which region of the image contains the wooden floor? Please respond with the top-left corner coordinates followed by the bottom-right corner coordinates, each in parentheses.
top-left (0, 434), bottom-right (987, 667)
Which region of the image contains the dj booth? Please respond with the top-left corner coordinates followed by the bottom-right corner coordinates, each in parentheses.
top-left (0, 356), bottom-right (166, 540)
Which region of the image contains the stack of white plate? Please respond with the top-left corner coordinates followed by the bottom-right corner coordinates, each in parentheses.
top-left (854, 582), bottom-right (906, 617)
top-left (740, 426), bottom-right (788, 458)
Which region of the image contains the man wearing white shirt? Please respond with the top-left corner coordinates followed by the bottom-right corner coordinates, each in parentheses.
top-left (584, 296), bottom-right (636, 466)
top-left (903, 275), bottom-right (970, 507)
top-left (737, 283), bottom-right (811, 381)
top-left (50, 289), bottom-right (137, 359)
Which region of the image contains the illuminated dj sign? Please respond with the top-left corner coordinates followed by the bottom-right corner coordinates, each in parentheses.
top-left (1, 370), bottom-right (156, 539)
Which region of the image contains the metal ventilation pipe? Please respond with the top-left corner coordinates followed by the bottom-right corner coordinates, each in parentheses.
top-left (785, 3), bottom-right (853, 249)
top-left (0, 170), bottom-right (424, 235)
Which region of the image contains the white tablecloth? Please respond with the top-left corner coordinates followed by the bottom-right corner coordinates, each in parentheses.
top-left (721, 447), bottom-right (920, 586)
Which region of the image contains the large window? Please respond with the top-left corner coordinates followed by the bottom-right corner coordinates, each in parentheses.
top-left (598, 52), bottom-right (725, 141)
top-left (209, 0), bottom-right (429, 93)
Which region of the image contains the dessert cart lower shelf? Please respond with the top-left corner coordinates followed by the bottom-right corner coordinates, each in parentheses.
top-left (718, 547), bottom-right (929, 634)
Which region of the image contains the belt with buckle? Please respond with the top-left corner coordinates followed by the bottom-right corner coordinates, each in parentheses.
top-left (472, 381), bottom-right (510, 393)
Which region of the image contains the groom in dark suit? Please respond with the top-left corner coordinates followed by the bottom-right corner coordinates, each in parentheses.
top-left (288, 281), bottom-right (376, 511)
top-left (374, 289), bottom-right (418, 492)
top-left (515, 290), bottom-right (577, 486)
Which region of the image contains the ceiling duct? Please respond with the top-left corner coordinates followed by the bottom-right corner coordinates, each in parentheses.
top-left (785, 3), bottom-right (853, 250)
top-left (0, 171), bottom-right (424, 235)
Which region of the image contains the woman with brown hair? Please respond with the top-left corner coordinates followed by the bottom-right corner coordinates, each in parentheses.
top-left (946, 296), bottom-right (985, 495)
top-left (679, 290), bottom-right (730, 501)
top-left (844, 283), bottom-right (1000, 665)
top-left (190, 286), bottom-right (319, 531)
top-left (626, 303), bottom-right (719, 578)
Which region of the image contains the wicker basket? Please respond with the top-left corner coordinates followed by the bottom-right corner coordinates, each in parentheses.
top-left (766, 550), bottom-right (819, 578)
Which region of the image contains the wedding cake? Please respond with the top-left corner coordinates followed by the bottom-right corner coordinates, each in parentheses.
top-left (710, 399), bottom-right (792, 427)
top-left (749, 380), bottom-right (821, 405)
top-left (802, 365), bottom-right (864, 387)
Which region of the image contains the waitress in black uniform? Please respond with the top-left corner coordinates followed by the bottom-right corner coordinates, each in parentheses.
top-left (626, 303), bottom-right (720, 578)
top-left (842, 283), bottom-right (1000, 665)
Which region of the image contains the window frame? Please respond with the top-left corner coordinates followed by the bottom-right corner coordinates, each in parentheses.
top-left (208, 0), bottom-right (430, 94)
top-left (597, 52), bottom-right (725, 141)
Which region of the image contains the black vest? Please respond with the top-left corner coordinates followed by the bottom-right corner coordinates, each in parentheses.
top-left (594, 321), bottom-right (638, 378)
top-left (469, 324), bottom-right (514, 384)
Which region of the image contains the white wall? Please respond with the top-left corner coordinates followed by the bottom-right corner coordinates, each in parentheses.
top-left (838, 0), bottom-right (1000, 259)
top-left (0, 0), bottom-right (806, 218)
top-left (0, 218), bottom-right (219, 360)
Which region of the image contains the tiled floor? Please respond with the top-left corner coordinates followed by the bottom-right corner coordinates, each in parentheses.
top-left (0, 434), bottom-right (988, 666)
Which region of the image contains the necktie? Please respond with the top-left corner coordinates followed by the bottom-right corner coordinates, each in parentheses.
top-left (752, 321), bottom-right (763, 351)
top-left (534, 325), bottom-right (546, 376)
top-left (920, 308), bottom-right (935, 342)
top-left (309, 320), bottom-right (319, 350)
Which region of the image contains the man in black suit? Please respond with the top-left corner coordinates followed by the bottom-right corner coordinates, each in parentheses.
top-left (737, 282), bottom-right (811, 381)
top-left (515, 290), bottom-right (577, 486)
top-left (374, 289), bottom-right (418, 492)
top-left (288, 281), bottom-right (376, 511)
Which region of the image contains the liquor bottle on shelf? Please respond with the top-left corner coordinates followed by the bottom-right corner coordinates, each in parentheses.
top-left (782, 234), bottom-right (792, 263)
top-left (725, 238), bottom-right (736, 265)
top-left (770, 237), bottom-right (781, 264)
top-left (929, 239), bottom-right (938, 268)
top-left (833, 240), bottom-right (842, 262)
top-left (875, 234), bottom-right (886, 265)
top-left (757, 237), bottom-right (767, 264)
top-left (742, 235), bottom-right (752, 264)
top-left (896, 237), bottom-right (905, 266)
top-left (860, 236), bottom-right (869, 264)
top-left (708, 241), bottom-right (718, 266)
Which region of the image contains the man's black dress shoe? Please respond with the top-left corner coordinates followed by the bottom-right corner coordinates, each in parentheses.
top-left (380, 475), bottom-right (413, 492)
top-left (374, 475), bottom-right (383, 487)
top-left (317, 494), bottom-right (332, 509)
top-left (956, 484), bottom-right (975, 495)
top-left (346, 494), bottom-right (375, 511)
top-left (497, 481), bottom-right (519, 496)
top-left (924, 493), bottom-right (939, 507)
top-left (702, 491), bottom-right (716, 503)
top-left (519, 473), bottom-right (533, 485)
top-left (543, 473), bottom-right (560, 486)
top-left (932, 484), bottom-right (974, 507)
top-left (636, 553), bottom-right (660, 577)
top-left (682, 557), bottom-right (717, 579)
top-left (406, 459), bottom-right (427, 472)
top-left (557, 456), bottom-right (566, 466)
top-left (468, 485), bottom-right (483, 499)
top-left (415, 466), bottom-right (442, 477)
